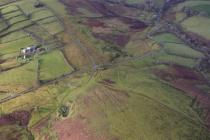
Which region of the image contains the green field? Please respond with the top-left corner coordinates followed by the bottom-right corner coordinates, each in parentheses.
top-left (182, 16), bottom-right (210, 40)
top-left (37, 16), bottom-right (57, 24)
top-left (39, 50), bottom-right (73, 81)
top-left (0, 20), bottom-right (33, 36)
top-left (2, 10), bottom-right (23, 20)
top-left (31, 9), bottom-right (54, 21)
top-left (0, 30), bottom-right (29, 43)
top-left (0, 61), bottom-right (36, 87)
top-left (0, 37), bottom-right (36, 57)
top-left (163, 43), bottom-right (204, 59)
top-left (0, 5), bottom-right (19, 14)
top-left (152, 33), bottom-right (203, 68)
top-left (153, 33), bottom-right (182, 44)
top-left (0, 19), bottom-right (7, 32)
top-left (40, 21), bottom-right (63, 34)
top-left (8, 15), bottom-right (28, 25)
top-left (15, 0), bottom-right (45, 15)
top-left (154, 51), bottom-right (199, 68)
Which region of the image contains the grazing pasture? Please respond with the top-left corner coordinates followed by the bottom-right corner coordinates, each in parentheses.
top-left (0, 61), bottom-right (37, 89)
top-left (152, 33), bottom-right (204, 68)
top-left (39, 50), bottom-right (73, 81)
top-left (182, 16), bottom-right (210, 40)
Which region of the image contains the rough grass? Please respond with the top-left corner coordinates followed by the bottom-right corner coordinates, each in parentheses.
top-left (0, 73), bottom-right (92, 140)
top-left (31, 9), bottom-right (54, 21)
top-left (15, 0), bottom-right (44, 15)
top-left (39, 0), bottom-right (67, 16)
top-left (0, 125), bottom-right (33, 140)
top-left (37, 17), bottom-right (57, 24)
top-left (0, 20), bottom-right (33, 36)
top-left (125, 38), bottom-right (159, 56)
top-left (0, 0), bottom-right (209, 140)
top-left (0, 58), bottom-right (19, 69)
top-left (39, 50), bottom-right (73, 81)
top-left (108, 60), bottom-right (198, 118)
top-left (2, 10), bottom-right (23, 20)
top-left (8, 15), bottom-right (28, 25)
top-left (0, 30), bottom-right (28, 43)
top-left (58, 58), bottom-right (210, 140)
top-left (94, 59), bottom-right (209, 139)
top-left (0, 37), bottom-right (35, 56)
top-left (0, 19), bottom-right (7, 31)
top-left (0, 61), bottom-right (36, 87)
top-left (40, 21), bottom-right (63, 35)
top-left (78, 86), bottom-right (209, 140)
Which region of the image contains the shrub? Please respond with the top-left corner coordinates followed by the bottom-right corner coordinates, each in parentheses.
top-left (58, 105), bottom-right (69, 117)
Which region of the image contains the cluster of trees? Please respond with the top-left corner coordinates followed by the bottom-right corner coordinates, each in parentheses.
top-left (58, 105), bottom-right (69, 117)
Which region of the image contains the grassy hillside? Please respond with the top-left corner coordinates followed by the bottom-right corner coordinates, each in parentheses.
top-left (0, 0), bottom-right (210, 140)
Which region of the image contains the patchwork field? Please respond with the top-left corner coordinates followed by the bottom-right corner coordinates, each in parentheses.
top-left (0, 0), bottom-right (210, 140)
top-left (152, 33), bottom-right (204, 68)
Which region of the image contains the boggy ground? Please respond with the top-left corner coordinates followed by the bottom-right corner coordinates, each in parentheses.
top-left (60, 0), bottom-right (148, 47)
top-left (0, 110), bottom-right (31, 126)
top-left (154, 65), bottom-right (210, 128)
top-left (0, 110), bottom-right (33, 140)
